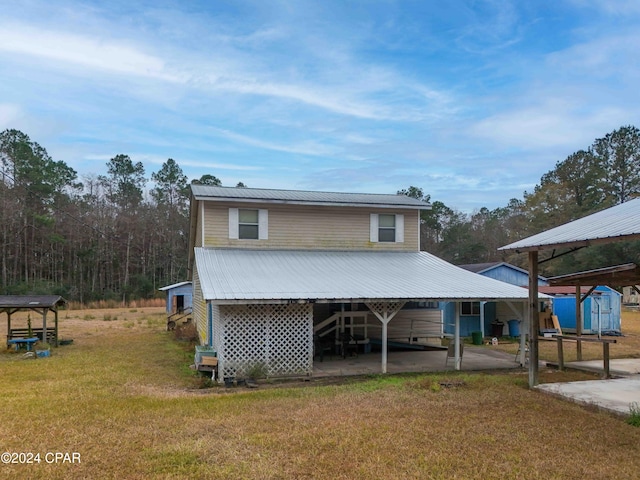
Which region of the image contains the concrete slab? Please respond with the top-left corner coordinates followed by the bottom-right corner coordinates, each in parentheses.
top-left (534, 358), bottom-right (640, 416)
top-left (565, 358), bottom-right (640, 376)
top-left (536, 376), bottom-right (640, 416)
top-left (312, 346), bottom-right (521, 377)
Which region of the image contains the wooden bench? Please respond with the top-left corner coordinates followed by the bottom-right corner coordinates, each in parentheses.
top-left (8, 328), bottom-right (57, 346)
top-left (552, 335), bottom-right (617, 378)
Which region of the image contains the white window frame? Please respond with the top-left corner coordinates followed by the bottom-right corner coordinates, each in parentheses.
top-left (229, 208), bottom-right (268, 240)
top-left (370, 213), bottom-right (404, 243)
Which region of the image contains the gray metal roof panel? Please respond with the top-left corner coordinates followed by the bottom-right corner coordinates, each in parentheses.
top-left (0, 295), bottom-right (66, 308)
top-left (457, 262), bottom-right (502, 274)
top-left (499, 198), bottom-right (640, 252)
top-left (194, 248), bottom-right (541, 302)
top-left (158, 281), bottom-right (192, 291)
top-left (190, 185), bottom-right (429, 209)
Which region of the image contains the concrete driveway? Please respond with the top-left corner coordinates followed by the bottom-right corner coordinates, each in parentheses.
top-left (536, 359), bottom-right (640, 416)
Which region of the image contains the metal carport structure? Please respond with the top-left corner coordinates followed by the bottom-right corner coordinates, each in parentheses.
top-left (193, 248), bottom-right (540, 378)
top-left (499, 198), bottom-right (640, 387)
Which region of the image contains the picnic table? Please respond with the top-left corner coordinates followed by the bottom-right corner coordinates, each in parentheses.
top-left (7, 337), bottom-right (40, 351)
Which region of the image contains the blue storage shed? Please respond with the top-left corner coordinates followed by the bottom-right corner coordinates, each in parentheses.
top-left (458, 262), bottom-right (623, 335)
top-left (540, 285), bottom-right (622, 334)
top-left (159, 281), bottom-right (193, 330)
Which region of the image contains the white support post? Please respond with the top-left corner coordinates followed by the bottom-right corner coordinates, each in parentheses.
top-left (480, 301), bottom-right (486, 338)
top-left (381, 318), bottom-right (389, 373)
top-left (366, 301), bottom-right (406, 374)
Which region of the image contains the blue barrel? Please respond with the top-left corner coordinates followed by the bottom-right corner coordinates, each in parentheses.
top-left (508, 319), bottom-right (520, 338)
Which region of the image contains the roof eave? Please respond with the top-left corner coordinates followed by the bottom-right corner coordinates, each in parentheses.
top-left (499, 233), bottom-right (640, 253)
top-left (192, 195), bottom-right (429, 210)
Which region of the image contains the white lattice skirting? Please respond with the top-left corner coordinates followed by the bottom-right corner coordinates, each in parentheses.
top-left (213, 303), bottom-right (313, 380)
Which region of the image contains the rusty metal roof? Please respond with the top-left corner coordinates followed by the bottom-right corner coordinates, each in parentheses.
top-left (538, 286), bottom-right (600, 295)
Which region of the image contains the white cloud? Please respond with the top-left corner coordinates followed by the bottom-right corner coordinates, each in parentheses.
top-left (0, 104), bottom-right (22, 129)
top-left (0, 24), bottom-right (186, 82)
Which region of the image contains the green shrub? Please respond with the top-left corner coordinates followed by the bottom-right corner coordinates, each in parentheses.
top-left (627, 402), bottom-right (640, 427)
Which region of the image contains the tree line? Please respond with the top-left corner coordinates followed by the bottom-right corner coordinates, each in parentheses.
top-left (1, 125), bottom-right (639, 302)
top-left (0, 129), bottom-right (231, 302)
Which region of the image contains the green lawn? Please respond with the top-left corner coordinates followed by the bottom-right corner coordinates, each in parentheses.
top-left (1, 308), bottom-right (640, 479)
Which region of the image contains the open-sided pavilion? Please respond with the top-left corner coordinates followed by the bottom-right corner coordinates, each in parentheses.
top-left (1, 295), bottom-right (66, 347)
top-left (500, 198), bottom-right (640, 387)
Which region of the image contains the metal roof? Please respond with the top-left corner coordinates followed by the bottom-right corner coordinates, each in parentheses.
top-left (0, 295), bottom-right (66, 309)
top-left (499, 198), bottom-right (640, 252)
top-left (190, 185), bottom-right (429, 210)
top-left (194, 248), bottom-right (541, 304)
top-left (158, 281), bottom-right (192, 291)
top-left (457, 262), bottom-right (502, 274)
top-left (538, 286), bottom-right (600, 296)
top-left (547, 263), bottom-right (640, 287)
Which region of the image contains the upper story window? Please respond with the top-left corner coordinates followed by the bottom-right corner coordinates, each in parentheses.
top-left (229, 208), bottom-right (268, 240)
top-left (378, 214), bottom-right (396, 242)
top-left (239, 209), bottom-right (259, 239)
top-left (370, 213), bottom-right (404, 243)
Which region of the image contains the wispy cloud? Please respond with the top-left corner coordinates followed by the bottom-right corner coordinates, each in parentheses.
top-left (0, 24), bottom-right (183, 82)
top-left (1, 1), bottom-right (640, 213)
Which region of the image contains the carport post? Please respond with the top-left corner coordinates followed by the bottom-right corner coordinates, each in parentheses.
top-left (528, 251), bottom-right (539, 387)
top-left (381, 319), bottom-right (389, 374)
top-left (454, 303), bottom-right (461, 370)
top-left (366, 302), bottom-right (405, 374)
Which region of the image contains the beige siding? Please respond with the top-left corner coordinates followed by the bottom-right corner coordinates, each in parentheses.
top-left (192, 263), bottom-right (207, 344)
top-left (201, 201), bottom-right (420, 251)
top-left (194, 202), bottom-right (203, 247)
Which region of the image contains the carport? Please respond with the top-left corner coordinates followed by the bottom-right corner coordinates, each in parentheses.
top-left (193, 248), bottom-right (536, 380)
top-left (500, 198), bottom-right (640, 387)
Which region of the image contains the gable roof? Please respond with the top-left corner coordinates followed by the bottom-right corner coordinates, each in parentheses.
top-left (0, 295), bottom-right (66, 309)
top-left (190, 185), bottom-right (429, 210)
top-left (458, 261), bottom-right (547, 279)
top-left (538, 286), bottom-right (600, 296)
top-left (457, 262), bottom-right (501, 274)
top-left (499, 198), bottom-right (640, 252)
top-left (158, 281), bottom-right (192, 291)
top-left (194, 248), bottom-right (543, 304)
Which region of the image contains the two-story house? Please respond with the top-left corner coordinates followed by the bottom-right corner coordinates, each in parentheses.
top-left (188, 185), bottom-right (533, 381)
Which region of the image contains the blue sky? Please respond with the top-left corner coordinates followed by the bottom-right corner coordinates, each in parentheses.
top-left (1, 0), bottom-right (639, 212)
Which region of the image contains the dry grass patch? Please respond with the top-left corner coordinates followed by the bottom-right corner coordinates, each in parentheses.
top-left (1, 307), bottom-right (640, 479)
